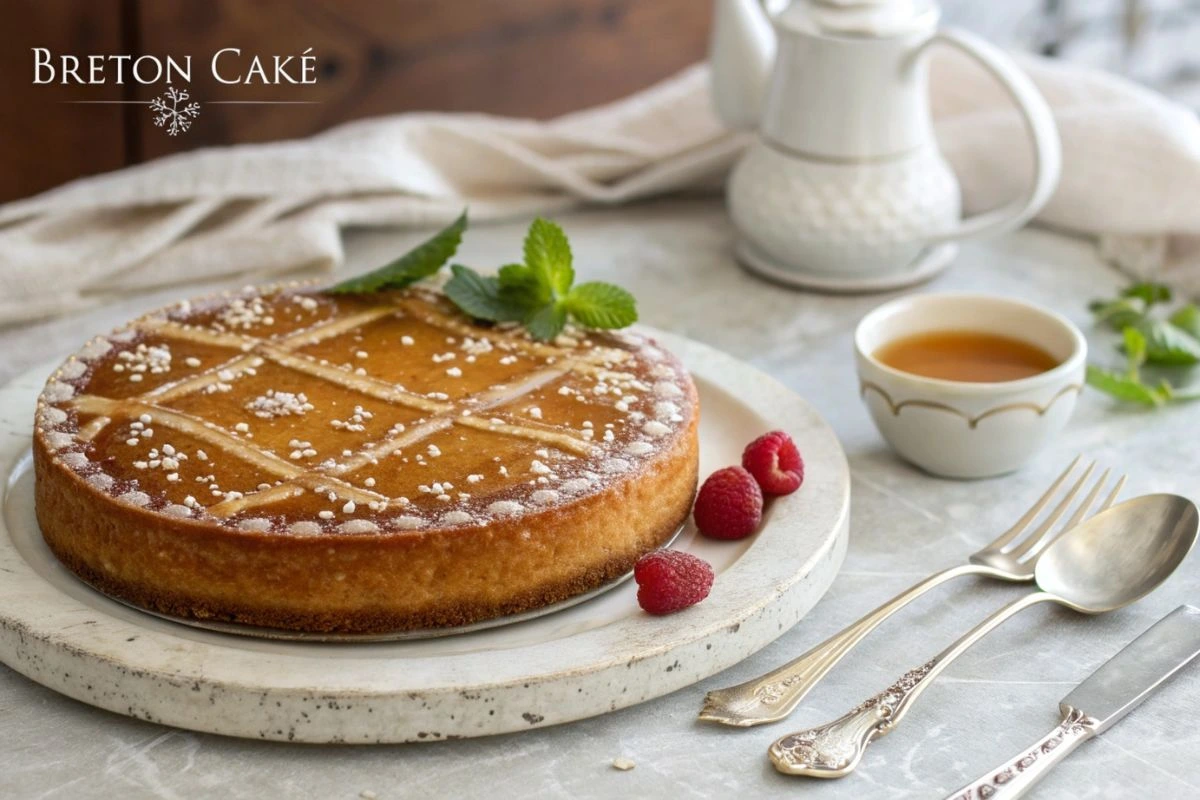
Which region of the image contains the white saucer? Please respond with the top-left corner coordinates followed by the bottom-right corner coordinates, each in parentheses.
top-left (0, 330), bottom-right (850, 743)
top-left (736, 240), bottom-right (958, 293)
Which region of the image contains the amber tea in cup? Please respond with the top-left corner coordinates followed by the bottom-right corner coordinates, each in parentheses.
top-left (874, 330), bottom-right (1060, 383)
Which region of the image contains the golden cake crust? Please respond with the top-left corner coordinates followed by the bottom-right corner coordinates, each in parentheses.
top-left (33, 285), bottom-right (699, 633)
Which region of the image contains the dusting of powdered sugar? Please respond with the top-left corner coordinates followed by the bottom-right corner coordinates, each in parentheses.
top-left (43, 381), bottom-right (76, 403)
top-left (117, 490), bottom-right (151, 507)
top-left (86, 473), bottom-right (115, 491)
top-left (40, 406), bottom-right (68, 426)
top-left (58, 361), bottom-right (88, 380)
top-left (45, 431), bottom-right (75, 451)
top-left (338, 520), bottom-right (379, 534)
top-left (439, 510), bottom-right (474, 526)
top-left (488, 500), bottom-right (523, 517)
top-left (61, 452), bottom-right (89, 469)
top-left (78, 338), bottom-right (113, 362)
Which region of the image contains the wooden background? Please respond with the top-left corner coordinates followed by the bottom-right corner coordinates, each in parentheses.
top-left (4, 1), bottom-right (1194, 204)
top-left (2, 0), bottom-right (712, 203)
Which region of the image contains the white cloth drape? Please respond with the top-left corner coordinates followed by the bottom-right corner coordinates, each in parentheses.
top-left (4, 50), bottom-right (1200, 326)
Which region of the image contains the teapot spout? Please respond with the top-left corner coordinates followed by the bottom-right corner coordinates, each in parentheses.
top-left (709, 0), bottom-right (776, 129)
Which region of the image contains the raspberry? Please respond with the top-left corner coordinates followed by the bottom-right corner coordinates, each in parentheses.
top-left (693, 465), bottom-right (763, 540)
top-left (742, 430), bottom-right (804, 495)
top-left (634, 550), bottom-right (714, 615)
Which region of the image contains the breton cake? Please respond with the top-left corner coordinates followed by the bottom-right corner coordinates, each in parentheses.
top-left (33, 284), bottom-right (699, 633)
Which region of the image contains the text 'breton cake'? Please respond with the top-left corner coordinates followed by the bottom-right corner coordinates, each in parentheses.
top-left (33, 285), bottom-right (699, 633)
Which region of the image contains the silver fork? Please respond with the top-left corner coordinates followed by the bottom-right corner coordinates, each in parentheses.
top-left (698, 457), bottom-right (1124, 727)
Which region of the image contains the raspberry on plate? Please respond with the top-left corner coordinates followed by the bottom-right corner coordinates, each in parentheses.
top-left (742, 430), bottom-right (804, 495)
top-left (634, 550), bottom-right (714, 615)
top-left (693, 465), bottom-right (763, 540)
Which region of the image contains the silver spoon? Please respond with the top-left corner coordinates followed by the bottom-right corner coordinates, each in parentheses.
top-left (769, 493), bottom-right (1199, 779)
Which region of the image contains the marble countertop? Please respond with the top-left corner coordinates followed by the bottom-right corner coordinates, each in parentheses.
top-left (2, 199), bottom-right (1198, 799)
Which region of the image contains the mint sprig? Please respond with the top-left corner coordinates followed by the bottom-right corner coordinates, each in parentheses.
top-left (441, 264), bottom-right (526, 322)
top-left (564, 282), bottom-right (637, 329)
top-left (1086, 281), bottom-right (1200, 406)
top-left (444, 217), bottom-right (637, 341)
top-left (328, 214), bottom-right (637, 341)
top-left (524, 217), bottom-right (574, 298)
top-left (327, 211), bottom-right (467, 294)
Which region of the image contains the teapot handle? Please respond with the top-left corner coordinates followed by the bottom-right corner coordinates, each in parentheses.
top-left (921, 28), bottom-right (1062, 244)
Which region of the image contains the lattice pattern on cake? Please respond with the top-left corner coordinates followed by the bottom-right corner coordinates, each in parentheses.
top-left (36, 285), bottom-right (692, 536)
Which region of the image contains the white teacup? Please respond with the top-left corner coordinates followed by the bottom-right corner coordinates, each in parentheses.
top-left (854, 293), bottom-right (1087, 479)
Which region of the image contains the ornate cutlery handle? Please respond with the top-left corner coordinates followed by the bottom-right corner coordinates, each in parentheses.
top-left (944, 707), bottom-right (1097, 799)
top-left (699, 564), bottom-right (984, 727)
top-left (769, 592), bottom-right (1055, 778)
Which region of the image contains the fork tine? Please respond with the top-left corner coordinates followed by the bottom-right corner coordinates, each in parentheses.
top-left (987, 455), bottom-right (1082, 551)
top-left (1059, 468), bottom-right (1110, 532)
top-left (1011, 467), bottom-right (1109, 561)
top-left (1001, 460), bottom-right (1096, 556)
top-left (1100, 475), bottom-right (1126, 511)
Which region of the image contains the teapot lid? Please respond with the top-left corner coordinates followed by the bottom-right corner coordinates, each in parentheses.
top-left (777, 0), bottom-right (939, 38)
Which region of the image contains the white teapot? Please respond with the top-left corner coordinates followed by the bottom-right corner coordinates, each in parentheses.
top-left (711, 0), bottom-right (1062, 291)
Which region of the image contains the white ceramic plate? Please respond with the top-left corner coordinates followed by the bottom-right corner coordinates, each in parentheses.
top-left (0, 330), bottom-right (850, 743)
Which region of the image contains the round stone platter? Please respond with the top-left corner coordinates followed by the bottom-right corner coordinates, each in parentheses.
top-left (0, 330), bottom-right (850, 743)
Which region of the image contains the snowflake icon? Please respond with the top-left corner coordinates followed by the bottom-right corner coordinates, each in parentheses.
top-left (149, 87), bottom-right (201, 136)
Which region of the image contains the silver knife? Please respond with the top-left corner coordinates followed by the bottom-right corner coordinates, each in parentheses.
top-left (945, 605), bottom-right (1200, 800)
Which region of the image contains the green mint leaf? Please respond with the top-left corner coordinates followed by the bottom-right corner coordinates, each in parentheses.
top-left (497, 263), bottom-right (551, 309)
top-left (1086, 365), bottom-right (1165, 406)
top-left (328, 211), bottom-right (467, 294)
top-left (1090, 297), bottom-right (1146, 331)
top-left (1121, 282), bottom-right (1172, 307)
top-left (1136, 318), bottom-right (1200, 365)
top-left (523, 218), bottom-right (574, 299)
top-left (1123, 326), bottom-right (1147, 371)
top-left (1168, 303), bottom-right (1200, 339)
top-left (443, 265), bottom-right (527, 322)
top-left (564, 282), bottom-right (638, 329)
top-left (525, 303), bottom-right (567, 342)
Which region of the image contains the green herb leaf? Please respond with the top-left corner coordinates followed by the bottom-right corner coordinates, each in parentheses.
top-left (1168, 303), bottom-right (1200, 339)
top-left (1086, 364), bottom-right (1166, 406)
top-left (523, 218), bottom-right (574, 299)
top-left (327, 211), bottom-right (467, 294)
top-left (1136, 318), bottom-right (1200, 365)
top-left (526, 302), bottom-right (568, 342)
top-left (443, 265), bottom-right (527, 322)
top-left (1123, 326), bottom-right (1147, 370)
top-left (1086, 282), bottom-right (1200, 408)
top-left (415, 216), bottom-right (640, 340)
top-left (1122, 281), bottom-right (1172, 307)
top-left (497, 263), bottom-right (551, 309)
top-left (1090, 297), bottom-right (1146, 331)
top-left (564, 282), bottom-right (638, 329)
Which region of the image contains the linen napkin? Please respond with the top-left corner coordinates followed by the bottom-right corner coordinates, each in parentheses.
top-left (3, 49), bottom-right (1200, 327)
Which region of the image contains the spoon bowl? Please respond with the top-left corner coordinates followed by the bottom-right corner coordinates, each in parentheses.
top-left (1036, 494), bottom-right (1199, 613)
